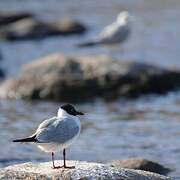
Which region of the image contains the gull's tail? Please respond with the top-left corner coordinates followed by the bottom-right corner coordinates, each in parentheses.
top-left (13, 135), bottom-right (37, 142)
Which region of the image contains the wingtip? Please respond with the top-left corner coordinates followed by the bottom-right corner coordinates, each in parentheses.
top-left (12, 135), bottom-right (37, 143)
top-left (12, 139), bottom-right (19, 142)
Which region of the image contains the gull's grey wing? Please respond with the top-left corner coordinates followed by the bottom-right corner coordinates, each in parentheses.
top-left (99, 22), bottom-right (119, 39)
top-left (23, 117), bottom-right (57, 139)
top-left (97, 22), bottom-right (130, 44)
top-left (37, 116), bottom-right (57, 130)
top-left (77, 23), bottom-right (126, 47)
top-left (13, 117), bottom-right (58, 143)
top-left (36, 117), bottom-right (80, 144)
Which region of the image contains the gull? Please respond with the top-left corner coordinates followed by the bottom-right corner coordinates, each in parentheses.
top-left (13, 104), bottom-right (84, 169)
top-left (77, 11), bottom-right (132, 47)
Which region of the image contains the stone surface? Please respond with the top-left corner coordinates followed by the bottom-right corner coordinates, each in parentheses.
top-left (0, 161), bottom-right (171, 180)
top-left (0, 54), bottom-right (180, 102)
top-left (0, 17), bottom-right (87, 40)
top-left (109, 158), bottom-right (171, 175)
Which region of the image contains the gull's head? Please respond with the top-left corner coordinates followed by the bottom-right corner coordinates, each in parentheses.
top-left (58, 104), bottom-right (84, 117)
top-left (117, 11), bottom-right (131, 24)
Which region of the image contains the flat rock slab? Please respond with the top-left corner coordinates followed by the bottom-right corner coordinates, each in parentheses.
top-left (0, 161), bottom-right (171, 180)
top-left (0, 53), bottom-right (180, 102)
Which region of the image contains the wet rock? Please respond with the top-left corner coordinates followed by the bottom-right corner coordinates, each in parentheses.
top-left (0, 54), bottom-right (180, 101)
top-left (109, 158), bottom-right (171, 175)
top-left (0, 161), bottom-right (171, 180)
top-left (0, 17), bottom-right (86, 40)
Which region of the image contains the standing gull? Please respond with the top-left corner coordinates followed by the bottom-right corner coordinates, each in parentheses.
top-left (77, 11), bottom-right (132, 47)
top-left (13, 104), bottom-right (84, 169)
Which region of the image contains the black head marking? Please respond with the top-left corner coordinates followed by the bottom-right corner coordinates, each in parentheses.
top-left (61, 104), bottom-right (84, 116)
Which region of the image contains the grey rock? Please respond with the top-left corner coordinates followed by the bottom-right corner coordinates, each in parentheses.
top-left (0, 54), bottom-right (180, 102)
top-left (0, 17), bottom-right (86, 40)
top-left (109, 158), bottom-right (171, 175)
top-left (0, 161), bottom-right (171, 180)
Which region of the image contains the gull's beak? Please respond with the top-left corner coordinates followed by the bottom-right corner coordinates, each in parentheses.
top-left (76, 111), bottom-right (84, 115)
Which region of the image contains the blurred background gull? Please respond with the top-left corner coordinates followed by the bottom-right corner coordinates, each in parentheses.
top-left (0, 0), bottom-right (180, 178)
top-left (77, 11), bottom-right (132, 47)
top-left (77, 11), bottom-right (133, 57)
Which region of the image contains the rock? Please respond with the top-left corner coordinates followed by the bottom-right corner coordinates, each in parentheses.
top-left (109, 158), bottom-right (171, 175)
top-left (0, 17), bottom-right (87, 40)
top-left (0, 18), bottom-right (54, 40)
top-left (0, 54), bottom-right (180, 102)
top-left (50, 18), bottom-right (87, 35)
top-left (0, 12), bottom-right (33, 26)
top-left (0, 161), bottom-right (171, 180)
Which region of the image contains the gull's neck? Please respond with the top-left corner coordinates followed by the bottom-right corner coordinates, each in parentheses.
top-left (57, 108), bottom-right (81, 128)
top-left (57, 108), bottom-right (76, 119)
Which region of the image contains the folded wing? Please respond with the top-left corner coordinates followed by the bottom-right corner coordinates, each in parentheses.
top-left (36, 117), bottom-right (80, 144)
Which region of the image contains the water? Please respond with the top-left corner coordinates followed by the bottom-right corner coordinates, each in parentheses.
top-left (0, 0), bottom-right (180, 176)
